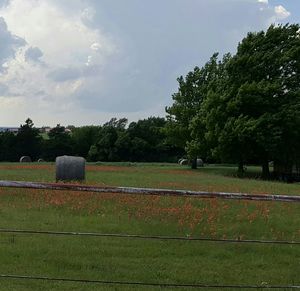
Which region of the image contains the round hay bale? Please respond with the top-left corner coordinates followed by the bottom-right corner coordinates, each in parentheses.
top-left (20, 156), bottom-right (32, 163)
top-left (197, 158), bottom-right (204, 167)
top-left (56, 156), bottom-right (85, 182)
top-left (180, 159), bottom-right (188, 166)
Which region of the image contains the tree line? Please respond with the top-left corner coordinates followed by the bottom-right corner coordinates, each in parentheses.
top-left (166, 24), bottom-right (300, 179)
top-left (0, 117), bottom-right (183, 163)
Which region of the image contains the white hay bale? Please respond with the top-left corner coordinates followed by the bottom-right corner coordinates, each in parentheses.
top-left (56, 156), bottom-right (85, 181)
top-left (180, 159), bottom-right (188, 166)
top-left (197, 158), bottom-right (204, 167)
top-left (20, 156), bottom-right (32, 163)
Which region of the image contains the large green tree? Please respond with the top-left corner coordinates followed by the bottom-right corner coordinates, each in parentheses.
top-left (187, 54), bottom-right (232, 166)
top-left (168, 24), bottom-right (300, 179)
top-left (165, 53), bottom-right (221, 167)
top-left (221, 24), bottom-right (300, 177)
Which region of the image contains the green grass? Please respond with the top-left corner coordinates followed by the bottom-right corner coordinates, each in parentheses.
top-left (0, 163), bottom-right (299, 290)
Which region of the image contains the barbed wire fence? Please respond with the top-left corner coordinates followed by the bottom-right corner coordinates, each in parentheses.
top-left (0, 180), bottom-right (299, 289)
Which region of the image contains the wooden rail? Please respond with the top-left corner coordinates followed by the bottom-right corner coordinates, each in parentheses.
top-left (0, 180), bottom-right (299, 203)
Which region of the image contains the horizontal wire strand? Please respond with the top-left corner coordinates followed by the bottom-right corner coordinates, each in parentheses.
top-left (1, 274), bottom-right (300, 289)
top-left (0, 229), bottom-right (299, 245)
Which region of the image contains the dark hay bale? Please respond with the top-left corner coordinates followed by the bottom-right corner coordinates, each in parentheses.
top-left (20, 156), bottom-right (32, 163)
top-left (56, 156), bottom-right (85, 182)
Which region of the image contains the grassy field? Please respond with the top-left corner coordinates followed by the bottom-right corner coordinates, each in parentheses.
top-left (0, 163), bottom-right (299, 290)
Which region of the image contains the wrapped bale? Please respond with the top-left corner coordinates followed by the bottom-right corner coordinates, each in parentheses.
top-left (180, 159), bottom-right (188, 166)
top-left (20, 156), bottom-right (32, 163)
top-left (56, 156), bottom-right (85, 182)
top-left (197, 158), bottom-right (204, 167)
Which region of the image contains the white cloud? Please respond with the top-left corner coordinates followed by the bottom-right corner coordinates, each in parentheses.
top-left (90, 42), bottom-right (102, 51)
top-left (257, 2), bottom-right (291, 26)
top-left (0, 0), bottom-right (296, 126)
top-left (0, 16), bottom-right (25, 71)
top-left (0, 0), bottom-right (117, 125)
top-left (81, 7), bottom-right (96, 24)
top-left (274, 5), bottom-right (291, 20)
top-left (257, 0), bottom-right (268, 4)
top-left (0, 82), bottom-right (8, 95)
top-left (1, 0), bottom-right (115, 67)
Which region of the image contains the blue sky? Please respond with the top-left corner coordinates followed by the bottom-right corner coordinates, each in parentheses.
top-left (0, 0), bottom-right (298, 126)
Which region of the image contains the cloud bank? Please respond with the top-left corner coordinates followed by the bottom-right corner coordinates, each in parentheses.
top-left (0, 0), bottom-right (294, 126)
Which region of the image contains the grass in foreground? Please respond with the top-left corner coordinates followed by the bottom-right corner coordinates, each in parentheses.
top-left (0, 163), bottom-right (299, 290)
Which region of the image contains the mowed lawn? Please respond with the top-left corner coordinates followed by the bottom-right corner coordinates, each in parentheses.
top-left (0, 163), bottom-right (299, 290)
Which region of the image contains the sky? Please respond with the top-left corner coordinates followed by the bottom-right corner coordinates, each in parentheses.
top-left (0, 0), bottom-right (299, 127)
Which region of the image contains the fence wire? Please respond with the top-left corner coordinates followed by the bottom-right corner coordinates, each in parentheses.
top-left (1, 274), bottom-right (300, 289)
top-left (0, 229), bottom-right (300, 245)
top-left (0, 180), bottom-right (299, 289)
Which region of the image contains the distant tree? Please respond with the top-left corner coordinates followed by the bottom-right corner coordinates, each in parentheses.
top-left (16, 118), bottom-right (42, 161)
top-left (86, 117), bottom-right (180, 163)
top-left (91, 118), bottom-right (128, 161)
top-left (42, 124), bottom-right (73, 160)
top-left (104, 117), bottom-right (128, 129)
top-left (72, 126), bottom-right (101, 158)
top-left (0, 132), bottom-right (18, 161)
top-left (128, 117), bottom-right (179, 162)
top-left (114, 131), bottom-right (131, 161)
top-left (87, 145), bottom-right (99, 162)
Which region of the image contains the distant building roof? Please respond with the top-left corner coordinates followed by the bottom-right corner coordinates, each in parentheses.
top-left (0, 127), bottom-right (19, 133)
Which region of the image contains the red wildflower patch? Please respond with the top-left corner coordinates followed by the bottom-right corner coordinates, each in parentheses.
top-left (0, 164), bottom-right (53, 170)
top-left (86, 165), bottom-right (136, 172)
top-left (159, 169), bottom-right (202, 176)
top-left (0, 186), bottom-right (299, 241)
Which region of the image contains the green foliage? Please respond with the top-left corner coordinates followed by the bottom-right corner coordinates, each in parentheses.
top-left (85, 117), bottom-right (182, 163)
top-left (16, 118), bottom-right (42, 161)
top-left (166, 24), bottom-right (300, 179)
top-left (0, 132), bottom-right (18, 161)
top-left (42, 124), bottom-right (73, 161)
top-left (223, 24), bottom-right (300, 176)
top-left (165, 53), bottom-right (221, 152)
top-left (0, 117), bottom-right (182, 163)
top-left (72, 126), bottom-right (101, 157)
